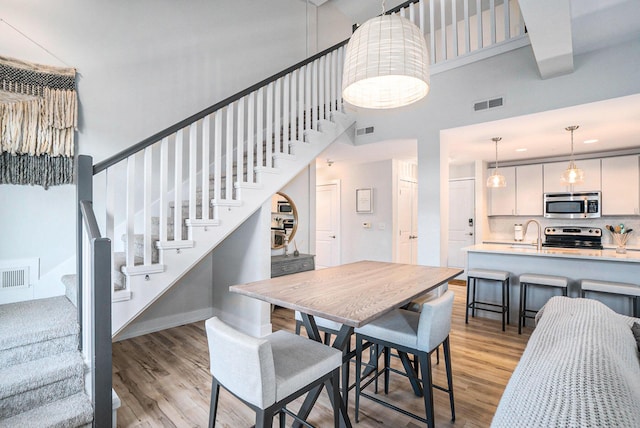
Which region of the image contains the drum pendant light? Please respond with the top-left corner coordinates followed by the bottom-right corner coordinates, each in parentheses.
top-left (341, 3), bottom-right (430, 109)
top-left (561, 125), bottom-right (584, 185)
top-left (487, 137), bottom-right (507, 188)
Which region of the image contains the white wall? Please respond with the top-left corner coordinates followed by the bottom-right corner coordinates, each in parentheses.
top-left (317, 159), bottom-right (394, 263)
top-left (0, 1), bottom-right (351, 297)
top-left (345, 38), bottom-right (640, 267)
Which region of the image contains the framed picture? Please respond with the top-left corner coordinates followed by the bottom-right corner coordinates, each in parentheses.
top-left (356, 188), bottom-right (373, 213)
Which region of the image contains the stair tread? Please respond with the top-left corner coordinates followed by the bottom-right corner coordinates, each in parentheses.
top-left (0, 391), bottom-right (93, 428)
top-left (0, 351), bottom-right (84, 399)
top-left (0, 297), bottom-right (78, 352)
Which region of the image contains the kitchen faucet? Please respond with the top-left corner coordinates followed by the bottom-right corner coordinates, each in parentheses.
top-left (523, 219), bottom-right (542, 251)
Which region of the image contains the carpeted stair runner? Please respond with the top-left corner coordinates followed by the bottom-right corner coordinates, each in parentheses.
top-left (0, 295), bottom-right (93, 426)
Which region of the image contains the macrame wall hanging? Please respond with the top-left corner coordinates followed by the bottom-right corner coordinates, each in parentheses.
top-left (0, 55), bottom-right (77, 189)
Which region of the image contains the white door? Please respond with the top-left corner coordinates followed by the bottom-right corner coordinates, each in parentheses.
top-left (448, 179), bottom-right (475, 272)
top-left (316, 182), bottom-right (341, 268)
top-left (397, 180), bottom-right (418, 264)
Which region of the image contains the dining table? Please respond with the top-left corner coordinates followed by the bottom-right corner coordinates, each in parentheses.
top-left (230, 260), bottom-right (463, 428)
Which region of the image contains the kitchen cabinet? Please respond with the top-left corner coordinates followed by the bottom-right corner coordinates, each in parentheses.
top-left (601, 155), bottom-right (639, 215)
top-left (543, 159), bottom-right (601, 193)
top-left (515, 164), bottom-right (543, 216)
top-left (488, 166), bottom-right (516, 215)
top-left (488, 165), bottom-right (542, 216)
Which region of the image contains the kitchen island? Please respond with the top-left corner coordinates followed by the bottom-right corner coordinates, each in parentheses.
top-left (464, 243), bottom-right (640, 322)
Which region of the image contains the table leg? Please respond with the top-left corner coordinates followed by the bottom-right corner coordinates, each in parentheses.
top-left (398, 351), bottom-right (423, 397)
top-left (295, 316), bottom-right (353, 428)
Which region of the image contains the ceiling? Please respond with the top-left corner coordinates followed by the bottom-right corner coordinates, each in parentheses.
top-left (316, 0), bottom-right (640, 168)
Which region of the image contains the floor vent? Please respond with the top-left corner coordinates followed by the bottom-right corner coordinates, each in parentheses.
top-left (474, 97), bottom-right (504, 111)
top-left (356, 126), bottom-right (374, 136)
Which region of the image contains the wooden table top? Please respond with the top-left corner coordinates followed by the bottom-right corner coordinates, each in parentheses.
top-left (230, 261), bottom-right (462, 328)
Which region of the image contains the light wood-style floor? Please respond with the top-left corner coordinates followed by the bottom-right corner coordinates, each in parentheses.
top-left (112, 284), bottom-right (532, 427)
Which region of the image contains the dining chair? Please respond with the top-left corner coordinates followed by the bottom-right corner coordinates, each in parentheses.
top-left (205, 316), bottom-right (342, 428)
top-left (354, 290), bottom-right (455, 428)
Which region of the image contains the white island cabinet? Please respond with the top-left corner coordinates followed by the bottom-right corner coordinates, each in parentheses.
top-left (465, 244), bottom-right (640, 323)
top-left (601, 155), bottom-right (639, 215)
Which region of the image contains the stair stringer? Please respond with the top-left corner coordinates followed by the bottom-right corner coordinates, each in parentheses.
top-left (111, 112), bottom-right (355, 338)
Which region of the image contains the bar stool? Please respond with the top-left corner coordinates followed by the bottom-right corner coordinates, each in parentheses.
top-left (466, 269), bottom-right (510, 331)
top-left (518, 273), bottom-right (568, 334)
top-left (580, 279), bottom-right (640, 317)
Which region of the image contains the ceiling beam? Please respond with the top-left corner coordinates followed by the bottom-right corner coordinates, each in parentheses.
top-left (518, 0), bottom-right (574, 79)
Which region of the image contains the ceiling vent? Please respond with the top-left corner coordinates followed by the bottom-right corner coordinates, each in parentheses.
top-left (356, 126), bottom-right (375, 136)
top-left (474, 97), bottom-right (504, 112)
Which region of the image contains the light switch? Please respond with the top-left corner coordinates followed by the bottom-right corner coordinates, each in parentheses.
top-left (362, 222), bottom-right (372, 229)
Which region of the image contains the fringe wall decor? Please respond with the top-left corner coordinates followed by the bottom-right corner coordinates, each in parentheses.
top-left (0, 55), bottom-right (77, 189)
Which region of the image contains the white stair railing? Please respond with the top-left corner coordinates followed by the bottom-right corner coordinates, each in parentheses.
top-left (85, 0), bottom-right (525, 317)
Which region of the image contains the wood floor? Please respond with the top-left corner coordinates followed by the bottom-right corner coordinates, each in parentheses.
top-left (112, 284), bottom-right (532, 427)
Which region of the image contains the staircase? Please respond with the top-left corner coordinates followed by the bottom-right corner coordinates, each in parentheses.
top-left (0, 288), bottom-right (93, 427)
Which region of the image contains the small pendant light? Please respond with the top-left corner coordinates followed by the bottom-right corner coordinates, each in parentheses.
top-left (561, 125), bottom-right (584, 185)
top-left (341, 1), bottom-right (430, 109)
top-left (487, 137), bottom-right (506, 188)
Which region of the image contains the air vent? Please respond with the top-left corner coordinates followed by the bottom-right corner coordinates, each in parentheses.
top-left (0, 258), bottom-right (38, 292)
top-left (1, 267), bottom-right (29, 289)
top-left (356, 126), bottom-right (375, 136)
top-left (474, 97), bottom-right (504, 111)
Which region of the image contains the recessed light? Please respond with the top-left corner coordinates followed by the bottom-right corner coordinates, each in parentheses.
top-left (515, 148), bottom-right (527, 152)
top-left (584, 139), bottom-right (598, 144)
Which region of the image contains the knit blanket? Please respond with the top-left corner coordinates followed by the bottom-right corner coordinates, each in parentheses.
top-left (491, 296), bottom-right (640, 428)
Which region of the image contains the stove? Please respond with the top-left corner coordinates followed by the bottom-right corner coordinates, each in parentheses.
top-left (543, 226), bottom-right (603, 249)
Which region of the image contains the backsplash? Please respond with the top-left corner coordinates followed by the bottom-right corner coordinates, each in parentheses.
top-left (486, 216), bottom-right (640, 248)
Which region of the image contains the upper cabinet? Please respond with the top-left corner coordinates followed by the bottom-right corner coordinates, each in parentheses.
top-left (488, 165), bottom-right (543, 216)
top-left (515, 164), bottom-right (544, 216)
top-left (601, 155), bottom-right (639, 215)
top-left (543, 159), bottom-right (601, 193)
top-left (488, 167), bottom-right (516, 216)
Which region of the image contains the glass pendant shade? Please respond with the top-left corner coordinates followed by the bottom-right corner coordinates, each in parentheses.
top-left (487, 137), bottom-right (506, 188)
top-left (561, 160), bottom-right (584, 184)
top-left (562, 125), bottom-right (584, 185)
top-left (342, 14), bottom-right (430, 109)
top-left (487, 171), bottom-right (507, 188)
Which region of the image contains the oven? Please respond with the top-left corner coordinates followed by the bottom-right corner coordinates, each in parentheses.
top-left (542, 226), bottom-right (603, 249)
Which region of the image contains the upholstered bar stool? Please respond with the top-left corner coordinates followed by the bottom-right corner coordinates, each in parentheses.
top-left (580, 279), bottom-right (640, 317)
top-left (466, 269), bottom-right (511, 331)
top-left (518, 273), bottom-right (568, 334)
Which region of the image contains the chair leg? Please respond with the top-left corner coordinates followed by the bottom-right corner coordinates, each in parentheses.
top-left (342, 341), bottom-right (350, 408)
top-left (443, 337), bottom-right (455, 421)
top-left (279, 410), bottom-right (286, 428)
top-left (208, 378), bottom-right (220, 428)
top-left (508, 278), bottom-right (511, 325)
top-left (331, 369), bottom-right (341, 428)
top-left (355, 335), bottom-right (363, 423)
top-left (465, 277), bottom-right (472, 324)
top-left (473, 278), bottom-right (478, 317)
top-left (518, 282), bottom-right (525, 335)
top-left (255, 409), bottom-right (273, 428)
top-left (384, 346), bottom-right (390, 394)
top-left (419, 351), bottom-right (435, 428)
top-left (501, 279), bottom-right (506, 331)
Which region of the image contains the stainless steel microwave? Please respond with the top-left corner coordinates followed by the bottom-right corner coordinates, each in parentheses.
top-left (543, 191), bottom-right (601, 219)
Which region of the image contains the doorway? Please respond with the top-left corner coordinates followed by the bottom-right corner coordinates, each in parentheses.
top-left (396, 179), bottom-right (418, 264)
top-left (448, 179), bottom-right (475, 275)
top-left (315, 180), bottom-right (341, 268)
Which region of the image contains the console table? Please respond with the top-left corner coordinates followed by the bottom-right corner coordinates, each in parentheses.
top-left (271, 253), bottom-right (315, 278)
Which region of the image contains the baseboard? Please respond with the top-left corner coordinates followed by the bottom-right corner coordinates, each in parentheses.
top-left (114, 307), bottom-right (215, 341)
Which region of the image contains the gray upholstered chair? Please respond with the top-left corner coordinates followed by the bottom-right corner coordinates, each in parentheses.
top-left (205, 316), bottom-right (342, 428)
top-left (354, 290), bottom-right (456, 428)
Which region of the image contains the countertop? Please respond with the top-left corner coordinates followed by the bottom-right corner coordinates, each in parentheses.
top-left (466, 243), bottom-right (640, 263)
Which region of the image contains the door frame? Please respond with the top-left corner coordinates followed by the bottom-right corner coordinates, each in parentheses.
top-left (315, 179), bottom-right (341, 267)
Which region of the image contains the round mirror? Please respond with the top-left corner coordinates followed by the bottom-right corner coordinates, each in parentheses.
top-left (271, 192), bottom-right (298, 250)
